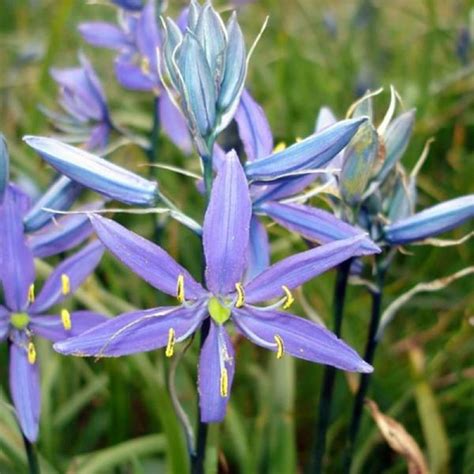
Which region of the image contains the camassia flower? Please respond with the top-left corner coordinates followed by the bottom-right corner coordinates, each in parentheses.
top-left (55, 153), bottom-right (373, 422)
top-left (0, 185), bottom-right (106, 441)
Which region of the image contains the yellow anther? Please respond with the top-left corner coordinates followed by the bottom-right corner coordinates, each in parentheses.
top-left (27, 342), bottom-right (36, 364)
top-left (61, 309), bottom-right (72, 331)
top-left (220, 368), bottom-right (228, 397)
top-left (295, 136), bottom-right (303, 143)
top-left (235, 282), bottom-right (245, 308)
top-left (165, 328), bottom-right (176, 358)
top-left (273, 141), bottom-right (287, 153)
top-left (141, 56), bottom-right (150, 75)
top-left (176, 275), bottom-right (185, 304)
top-left (282, 285), bottom-right (294, 310)
top-left (274, 335), bottom-right (284, 359)
top-left (61, 274), bottom-right (70, 295)
top-left (27, 284), bottom-right (35, 304)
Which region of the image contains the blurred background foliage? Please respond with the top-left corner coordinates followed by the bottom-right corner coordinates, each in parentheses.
top-left (0, 0), bottom-right (473, 473)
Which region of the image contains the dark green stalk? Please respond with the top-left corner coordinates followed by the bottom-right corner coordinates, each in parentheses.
top-left (310, 258), bottom-right (353, 473)
top-left (147, 96), bottom-right (161, 166)
top-left (343, 261), bottom-right (386, 473)
top-left (22, 434), bottom-right (40, 474)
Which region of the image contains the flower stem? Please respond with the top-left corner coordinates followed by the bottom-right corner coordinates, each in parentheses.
top-left (22, 435), bottom-right (40, 474)
top-left (343, 261), bottom-right (386, 473)
top-left (310, 258), bottom-right (352, 473)
top-left (147, 96), bottom-right (160, 166)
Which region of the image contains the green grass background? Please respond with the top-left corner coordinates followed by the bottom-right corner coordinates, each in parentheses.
top-left (0, 0), bottom-right (473, 472)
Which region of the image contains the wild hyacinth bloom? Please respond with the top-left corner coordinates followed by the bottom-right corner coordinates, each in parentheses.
top-left (79, 0), bottom-right (192, 152)
top-left (0, 135), bottom-right (99, 258)
top-left (214, 91), bottom-right (379, 278)
top-left (55, 153), bottom-right (372, 422)
top-left (0, 185), bottom-right (106, 441)
top-left (47, 54), bottom-right (113, 152)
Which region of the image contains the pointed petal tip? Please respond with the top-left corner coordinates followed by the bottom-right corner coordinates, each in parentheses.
top-left (358, 360), bottom-right (374, 373)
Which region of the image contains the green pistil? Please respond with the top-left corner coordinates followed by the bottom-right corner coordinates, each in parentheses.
top-left (10, 312), bottom-right (30, 330)
top-left (208, 297), bottom-right (231, 325)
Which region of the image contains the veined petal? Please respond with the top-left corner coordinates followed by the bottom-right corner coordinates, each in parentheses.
top-left (198, 322), bottom-right (235, 422)
top-left (233, 307), bottom-right (372, 372)
top-left (246, 216), bottom-right (270, 281)
top-left (78, 22), bottom-right (130, 50)
top-left (28, 209), bottom-right (96, 258)
top-left (23, 176), bottom-right (83, 232)
top-left (91, 215), bottom-right (206, 299)
top-left (203, 150), bottom-right (252, 295)
top-left (0, 186), bottom-right (35, 312)
top-left (159, 90), bottom-right (193, 154)
top-left (9, 341), bottom-right (41, 442)
top-left (0, 134), bottom-right (9, 203)
top-left (23, 136), bottom-right (158, 206)
top-left (244, 234), bottom-right (369, 304)
top-left (54, 305), bottom-right (206, 357)
top-left (259, 201), bottom-right (380, 254)
top-left (384, 195), bottom-right (474, 244)
top-left (30, 311), bottom-right (108, 342)
top-left (245, 117), bottom-right (366, 181)
top-left (234, 89), bottom-right (273, 161)
top-left (30, 240), bottom-right (104, 313)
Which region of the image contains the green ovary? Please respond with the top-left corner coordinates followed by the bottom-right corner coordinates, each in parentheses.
top-left (208, 297), bottom-right (231, 325)
top-left (10, 312), bottom-right (30, 330)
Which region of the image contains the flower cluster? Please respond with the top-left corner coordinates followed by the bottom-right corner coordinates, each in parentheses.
top-left (1, 2), bottom-right (472, 468)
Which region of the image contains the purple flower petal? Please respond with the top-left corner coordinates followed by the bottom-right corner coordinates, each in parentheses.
top-left (54, 305), bottom-right (206, 357)
top-left (0, 186), bottom-right (35, 312)
top-left (245, 118), bottom-right (366, 182)
top-left (114, 54), bottom-right (156, 91)
top-left (9, 341), bottom-right (41, 442)
top-left (259, 201), bottom-right (380, 254)
top-left (78, 22), bottom-right (130, 50)
top-left (203, 150), bottom-right (252, 295)
top-left (28, 202), bottom-right (102, 258)
top-left (86, 123), bottom-right (111, 153)
top-left (384, 194), bottom-right (474, 244)
top-left (30, 240), bottom-right (104, 314)
top-left (233, 307), bottom-right (372, 372)
top-left (159, 90), bottom-right (193, 154)
top-left (198, 322), bottom-right (235, 422)
top-left (135, 0), bottom-right (161, 71)
top-left (0, 306), bottom-right (9, 340)
top-left (30, 311), bottom-right (108, 343)
top-left (245, 216), bottom-right (270, 281)
top-left (90, 215), bottom-right (206, 299)
top-left (234, 89), bottom-right (273, 161)
top-left (244, 234), bottom-right (369, 304)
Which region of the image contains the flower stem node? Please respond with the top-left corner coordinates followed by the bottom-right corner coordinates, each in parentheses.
top-left (208, 297), bottom-right (231, 325)
top-left (165, 328), bottom-right (176, 358)
top-left (11, 312), bottom-right (30, 330)
top-left (27, 342), bottom-right (37, 365)
top-left (61, 309), bottom-right (72, 331)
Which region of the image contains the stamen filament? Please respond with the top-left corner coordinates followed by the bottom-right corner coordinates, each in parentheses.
top-left (220, 368), bottom-right (228, 397)
top-left (61, 274), bottom-right (70, 295)
top-left (282, 285), bottom-right (295, 310)
top-left (61, 309), bottom-right (72, 331)
top-left (28, 284), bottom-right (35, 304)
top-left (176, 275), bottom-right (185, 303)
top-left (165, 328), bottom-right (176, 357)
top-left (274, 334), bottom-right (284, 359)
top-left (27, 342), bottom-right (36, 364)
top-left (235, 282), bottom-right (245, 308)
